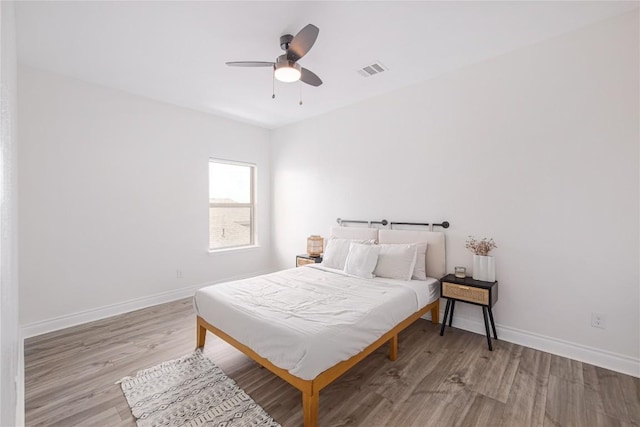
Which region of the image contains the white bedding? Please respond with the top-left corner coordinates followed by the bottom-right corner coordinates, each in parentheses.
top-left (194, 264), bottom-right (439, 380)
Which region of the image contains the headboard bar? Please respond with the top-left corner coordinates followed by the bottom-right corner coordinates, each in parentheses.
top-left (336, 218), bottom-right (389, 226)
top-left (390, 221), bottom-right (450, 229)
top-left (336, 217), bottom-right (450, 229)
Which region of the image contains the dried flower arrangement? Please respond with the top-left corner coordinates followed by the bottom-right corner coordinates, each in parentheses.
top-left (465, 236), bottom-right (497, 256)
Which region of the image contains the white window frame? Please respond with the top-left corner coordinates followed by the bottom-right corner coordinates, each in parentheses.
top-left (208, 158), bottom-right (256, 251)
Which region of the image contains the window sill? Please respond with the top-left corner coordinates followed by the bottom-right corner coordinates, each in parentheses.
top-left (208, 245), bottom-right (260, 254)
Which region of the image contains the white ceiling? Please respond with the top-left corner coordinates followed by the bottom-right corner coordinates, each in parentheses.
top-left (16, 1), bottom-right (638, 129)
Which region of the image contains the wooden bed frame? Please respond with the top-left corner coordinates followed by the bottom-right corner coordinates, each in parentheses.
top-left (196, 299), bottom-right (439, 427)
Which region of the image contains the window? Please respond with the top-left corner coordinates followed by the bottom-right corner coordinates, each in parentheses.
top-left (209, 159), bottom-right (255, 250)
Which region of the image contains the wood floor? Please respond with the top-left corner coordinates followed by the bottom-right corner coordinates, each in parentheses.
top-left (25, 298), bottom-right (640, 427)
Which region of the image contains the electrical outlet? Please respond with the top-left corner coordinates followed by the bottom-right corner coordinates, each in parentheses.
top-left (591, 312), bottom-right (606, 329)
top-left (176, 269), bottom-right (183, 279)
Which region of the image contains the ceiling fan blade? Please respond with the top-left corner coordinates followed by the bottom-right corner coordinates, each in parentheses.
top-left (287, 24), bottom-right (319, 61)
top-left (226, 61), bottom-right (274, 67)
top-left (300, 68), bottom-right (322, 87)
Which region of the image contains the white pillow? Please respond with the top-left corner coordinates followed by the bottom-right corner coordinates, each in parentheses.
top-left (343, 242), bottom-right (381, 279)
top-left (322, 238), bottom-right (372, 270)
top-left (412, 242), bottom-right (429, 281)
top-left (374, 244), bottom-right (418, 281)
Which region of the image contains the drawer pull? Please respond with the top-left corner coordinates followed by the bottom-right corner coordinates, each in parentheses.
top-left (459, 286), bottom-right (470, 290)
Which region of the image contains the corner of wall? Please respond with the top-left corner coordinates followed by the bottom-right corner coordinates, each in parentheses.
top-left (0, 1), bottom-right (21, 425)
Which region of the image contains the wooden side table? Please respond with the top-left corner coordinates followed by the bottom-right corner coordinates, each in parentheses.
top-left (439, 274), bottom-right (499, 350)
top-left (296, 254), bottom-right (323, 267)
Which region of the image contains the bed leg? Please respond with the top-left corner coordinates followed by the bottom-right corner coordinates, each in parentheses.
top-left (431, 300), bottom-right (440, 325)
top-left (197, 318), bottom-right (207, 348)
top-left (389, 334), bottom-right (398, 361)
top-left (302, 391), bottom-right (319, 427)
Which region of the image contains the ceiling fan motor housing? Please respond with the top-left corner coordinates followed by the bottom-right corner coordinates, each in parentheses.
top-left (279, 34), bottom-right (294, 51)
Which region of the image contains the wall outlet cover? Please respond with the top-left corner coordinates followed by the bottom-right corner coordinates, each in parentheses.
top-left (591, 312), bottom-right (606, 329)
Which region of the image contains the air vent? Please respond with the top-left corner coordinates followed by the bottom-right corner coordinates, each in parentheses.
top-left (356, 61), bottom-right (388, 78)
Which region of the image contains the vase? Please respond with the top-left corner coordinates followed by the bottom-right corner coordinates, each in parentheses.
top-left (473, 255), bottom-right (495, 282)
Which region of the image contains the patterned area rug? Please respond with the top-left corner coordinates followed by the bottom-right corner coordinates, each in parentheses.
top-left (119, 349), bottom-right (281, 427)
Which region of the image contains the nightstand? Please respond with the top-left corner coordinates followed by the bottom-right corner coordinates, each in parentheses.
top-left (439, 274), bottom-right (499, 350)
top-left (296, 254), bottom-right (323, 267)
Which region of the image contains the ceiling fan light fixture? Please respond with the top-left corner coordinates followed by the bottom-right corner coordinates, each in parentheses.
top-left (274, 56), bottom-right (301, 82)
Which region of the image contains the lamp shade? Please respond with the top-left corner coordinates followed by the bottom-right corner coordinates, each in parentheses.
top-left (307, 235), bottom-right (324, 257)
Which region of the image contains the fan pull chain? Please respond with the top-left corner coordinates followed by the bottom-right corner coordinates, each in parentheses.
top-left (299, 80), bottom-right (303, 106)
top-left (272, 69), bottom-right (275, 99)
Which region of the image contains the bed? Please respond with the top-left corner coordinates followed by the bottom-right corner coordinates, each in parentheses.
top-left (194, 227), bottom-right (446, 427)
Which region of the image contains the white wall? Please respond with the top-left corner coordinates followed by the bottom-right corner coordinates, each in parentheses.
top-left (0, 1), bottom-right (20, 425)
top-left (271, 12), bottom-right (639, 375)
top-left (18, 66), bottom-right (273, 329)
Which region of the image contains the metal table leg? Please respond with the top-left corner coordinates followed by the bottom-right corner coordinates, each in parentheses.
top-left (482, 306), bottom-right (493, 351)
top-left (440, 299), bottom-right (451, 336)
top-left (448, 300), bottom-right (456, 327)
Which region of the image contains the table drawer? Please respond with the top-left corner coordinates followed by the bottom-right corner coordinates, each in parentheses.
top-left (296, 257), bottom-right (316, 267)
top-left (442, 282), bottom-right (489, 305)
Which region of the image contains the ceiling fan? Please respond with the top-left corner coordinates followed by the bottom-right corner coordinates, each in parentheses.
top-left (226, 24), bottom-right (323, 87)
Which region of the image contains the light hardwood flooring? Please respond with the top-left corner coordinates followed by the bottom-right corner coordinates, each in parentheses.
top-left (25, 298), bottom-right (640, 426)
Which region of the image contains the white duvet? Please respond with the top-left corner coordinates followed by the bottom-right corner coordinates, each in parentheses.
top-left (194, 265), bottom-right (439, 380)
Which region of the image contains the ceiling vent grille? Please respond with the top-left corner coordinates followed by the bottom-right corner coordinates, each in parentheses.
top-left (356, 61), bottom-right (388, 78)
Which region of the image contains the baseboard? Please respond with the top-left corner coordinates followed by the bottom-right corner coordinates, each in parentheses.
top-left (425, 306), bottom-right (640, 378)
top-left (21, 269), bottom-right (274, 339)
